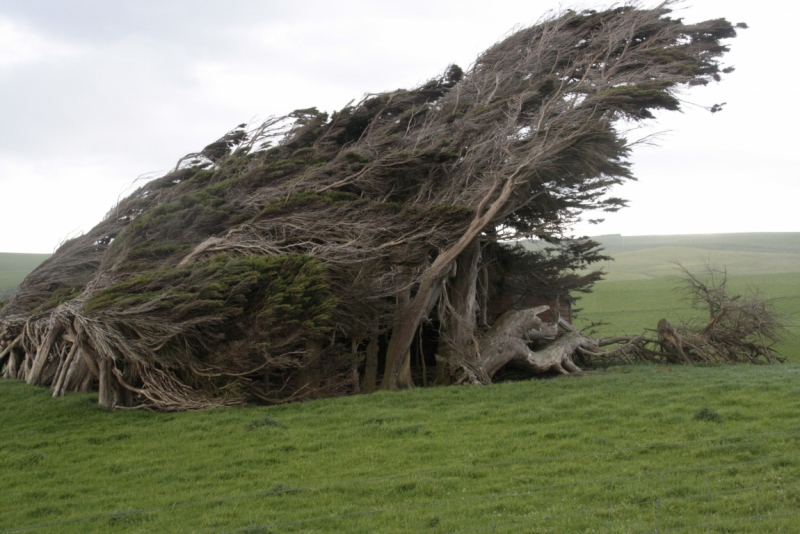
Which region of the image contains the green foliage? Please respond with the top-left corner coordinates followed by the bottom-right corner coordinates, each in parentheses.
top-left (256, 254), bottom-right (337, 334)
top-left (126, 243), bottom-right (188, 261)
top-left (33, 287), bottom-right (82, 313)
top-left (200, 127), bottom-right (248, 162)
top-left (342, 150), bottom-right (371, 164)
top-left (487, 239), bottom-right (610, 304)
top-left (290, 147), bottom-right (318, 160)
top-left (443, 64), bottom-right (464, 87)
top-left (104, 174), bottom-right (254, 270)
top-left (2, 364), bottom-right (800, 532)
top-left (260, 191), bottom-right (358, 217)
top-left (521, 77), bottom-right (558, 113)
top-left (596, 82), bottom-right (680, 119)
top-left (86, 253), bottom-right (336, 336)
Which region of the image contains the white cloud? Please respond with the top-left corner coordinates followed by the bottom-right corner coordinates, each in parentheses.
top-left (0, 0), bottom-right (798, 253)
top-left (0, 17), bottom-right (81, 68)
top-left (0, 158), bottom-right (133, 253)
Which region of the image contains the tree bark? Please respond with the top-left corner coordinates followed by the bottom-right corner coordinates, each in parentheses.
top-left (76, 333), bottom-right (103, 399)
top-left (479, 307), bottom-right (582, 377)
top-left (657, 318), bottom-right (691, 364)
top-left (80, 366), bottom-right (94, 392)
top-left (21, 352), bottom-right (32, 382)
top-left (298, 340), bottom-right (323, 393)
top-left (382, 279), bottom-right (415, 389)
top-left (3, 348), bottom-right (19, 379)
top-left (0, 333), bottom-right (22, 367)
top-left (26, 318), bottom-right (64, 386)
top-left (52, 339), bottom-right (80, 397)
top-left (437, 239), bottom-right (481, 384)
top-left (478, 264), bottom-right (490, 329)
top-left (62, 348), bottom-right (87, 392)
top-left (361, 326), bottom-right (379, 393)
top-left (98, 357), bottom-right (113, 409)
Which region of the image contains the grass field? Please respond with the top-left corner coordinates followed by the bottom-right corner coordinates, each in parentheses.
top-left (574, 273), bottom-right (800, 362)
top-left (571, 233), bottom-right (800, 362)
top-left (0, 253), bottom-right (49, 298)
top-left (3, 364), bottom-right (800, 533)
top-left (2, 234), bottom-right (799, 532)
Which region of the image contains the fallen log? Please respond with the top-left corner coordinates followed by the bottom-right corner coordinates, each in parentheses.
top-left (479, 307), bottom-right (583, 377)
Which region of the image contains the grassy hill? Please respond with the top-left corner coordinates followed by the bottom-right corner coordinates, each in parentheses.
top-left (591, 232), bottom-right (800, 254)
top-left (587, 233), bottom-right (800, 282)
top-left (2, 364), bottom-right (800, 533)
top-left (565, 233), bottom-right (800, 362)
top-left (0, 253), bottom-right (50, 298)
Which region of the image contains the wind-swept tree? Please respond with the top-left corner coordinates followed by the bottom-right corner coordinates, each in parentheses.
top-left (0, 4), bottom-right (751, 409)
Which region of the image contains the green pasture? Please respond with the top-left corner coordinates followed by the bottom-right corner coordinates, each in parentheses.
top-left (3, 364), bottom-right (800, 533)
top-left (569, 233), bottom-right (800, 362)
top-left (574, 273), bottom-right (800, 362)
top-left (591, 232), bottom-right (800, 255)
top-left (578, 232), bottom-right (800, 282)
top-left (0, 253), bottom-right (49, 297)
top-left (591, 246), bottom-right (800, 282)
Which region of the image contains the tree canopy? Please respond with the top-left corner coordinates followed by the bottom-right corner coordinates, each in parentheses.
top-left (0, 4), bottom-right (752, 410)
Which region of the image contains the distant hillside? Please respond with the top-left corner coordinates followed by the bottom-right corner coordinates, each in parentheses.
top-left (594, 247), bottom-right (800, 282)
top-left (562, 233), bottom-right (800, 360)
top-left (590, 232), bottom-right (800, 254)
top-left (0, 253), bottom-right (50, 298)
top-left (566, 233), bottom-right (800, 282)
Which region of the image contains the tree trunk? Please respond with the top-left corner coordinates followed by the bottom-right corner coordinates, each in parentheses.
top-left (657, 318), bottom-right (691, 364)
top-left (382, 176), bottom-right (520, 389)
top-left (437, 239), bottom-right (481, 384)
top-left (62, 348), bottom-right (87, 392)
top-left (299, 340), bottom-right (323, 394)
top-left (27, 318), bottom-right (64, 386)
top-left (52, 339), bottom-right (80, 397)
top-left (76, 333), bottom-right (104, 401)
top-left (3, 349), bottom-right (19, 380)
top-left (98, 357), bottom-right (114, 409)
top-left (480, 307), bottom-right (581, 377)
top-left (79, 366), bottom-right (94, 392)
top-left (382, 279), bottom-right (415, 389)
top-left (0, 333), bottom-right (22, 368)
top-left (478, 264), bottom-right (489, 329)
top-left (361, 326), bottom-right (379, 393)
top-left (112, 377), bottom-right (127, 407)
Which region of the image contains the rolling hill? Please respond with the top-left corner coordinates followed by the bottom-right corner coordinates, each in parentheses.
top-left (0, 252), bottom-right (50, 299)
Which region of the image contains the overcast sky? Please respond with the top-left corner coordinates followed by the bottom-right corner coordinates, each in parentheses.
top-left (0, 0), bottom-right (797, 253)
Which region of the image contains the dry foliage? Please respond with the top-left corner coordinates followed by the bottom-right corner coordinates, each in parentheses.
top-left (574, 265), bottom-right (788, 367)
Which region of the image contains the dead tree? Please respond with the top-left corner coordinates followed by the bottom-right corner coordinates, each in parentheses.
top-left (572, 265), bottom-right (788, 367)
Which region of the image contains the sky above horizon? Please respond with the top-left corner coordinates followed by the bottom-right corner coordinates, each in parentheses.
top-left (0, 0), bottom-right (797, 253)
